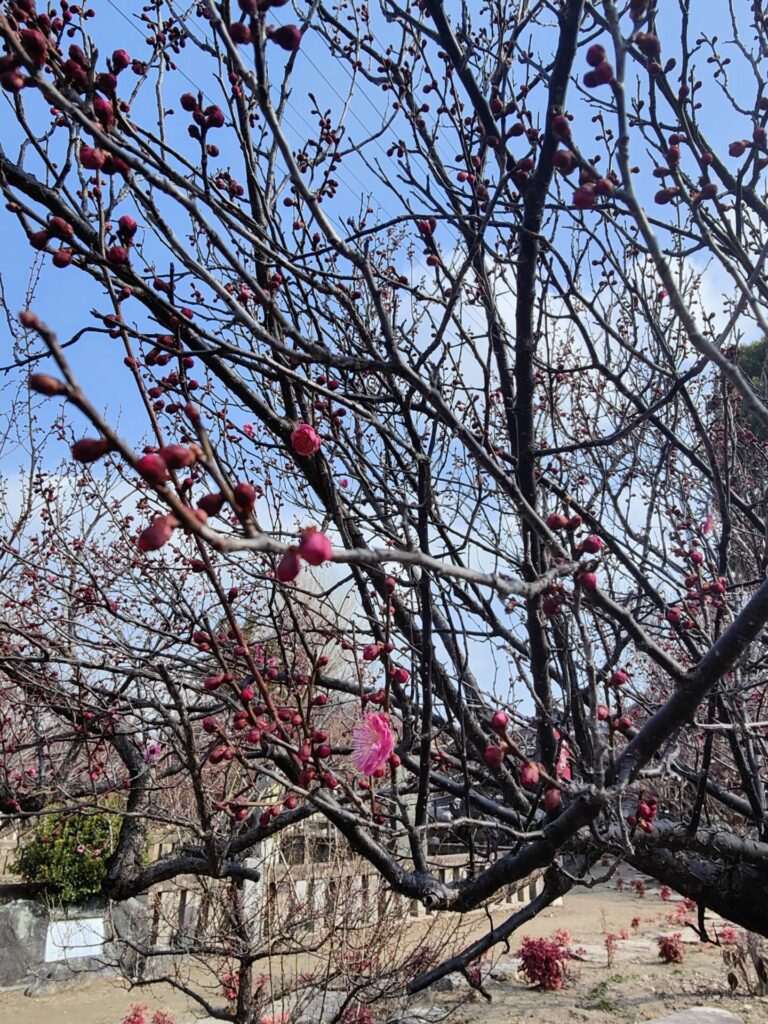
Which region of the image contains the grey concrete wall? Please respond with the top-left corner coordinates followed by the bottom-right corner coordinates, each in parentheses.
top-left (0, 898), bottom-right (49, 988)
top-left (0, 894), bottom-right (148, 995)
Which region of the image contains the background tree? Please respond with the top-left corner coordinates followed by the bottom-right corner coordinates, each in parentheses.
top-left (1, 0), bottom-right (768, 1000)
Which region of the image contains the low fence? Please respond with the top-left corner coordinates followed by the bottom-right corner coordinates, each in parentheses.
top-left (138, 852), bottom-right (556, 952)
top-left (0, 823), bottom-right (562, 991)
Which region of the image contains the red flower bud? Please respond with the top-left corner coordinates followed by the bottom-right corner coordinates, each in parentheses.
top-left (593, 61), bottom-right (614, 85)
top-left (694, 182), bottom-right (718, 203)
top-left (118, 214), bottom-right (138, 239)
top-left (546, 512), bottom-right (569, 530)
top-left (228, 22), bottom-right (251, 44)
top-left (490, 710), bottom-right (509, 734)
top-left (543, 789), bottom-right (562, 814)
top-left (573, 185), bottom-right (596, 209)
top-left (108, 245), bottom-right (130, 265)
top-left (80, 145), bottom-right (107, 170)
top-left (268, 24), bottom-right (302, 52)
top-left (159, 444), bottom-right (195, 470)
top-left (29, 373), bottom-right (66, 397)
top-left (233, 481), bottom-right (256, 515)
top-left (20, 29), bottom-right (48, 68)
top-left (19, 310), bottom-right (40, 329)
top-left (519, 762), bottom-right (540, 790)
top-left (205, 105), bottom-right (225, 129)
top-left (595, 177), bottom-right (614, 196)
top-left (52, 247), bottom-right (73, 268)
top-left (580, 534), bottom-right (603, 554)
top-left (276, 548), bottom-right (302, 582)
top-left (29, 230), bottom-right (50, 250)
top-left (208, 744), bottom-right (231, 765)
top-left (136, 515), bottom-right (178, 552)
top-left (96, 72), bottom-right (117, 95)
top-left (298, 527), bottom-right (333, 566)
top-left (551, 114), bottom-right (572, 141)
top-left (0, 70), bottom-right (26, 93)
top-left (48, 216), bottom-right (74, 241)
top-left (72, 437), bottom-right (111, 463)
top-left (655, 187), bottom-right (679, 205)
top-left (136, 452), bottom-right (169, 485)
top-left (576, 571), bottom-right (597, 591)
top-left (635, 32), bottom-right (661, 60)
top-left (483, 744), bottom-right (504, 770)
top-left (197, 492), bottom-right (225, 516)
top-left (93, 96), bottom-right (115, 129)
top-left (111, 49), bottom-right (131, 73)
top-left (586, 43), bottom-right (607, 67)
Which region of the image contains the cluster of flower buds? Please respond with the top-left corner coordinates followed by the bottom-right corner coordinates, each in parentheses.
top-left (583, 42), bottom-right (613, 88)
top-left (545, 511), bottom-right (583, 533)
top-left (417, 216), bottom-right (441, 268)
top-left (626, 794), bottom-right (658, 833)
top-left (540, 584), bottom-right (565, 618)
top-left (363, 641), bottom-right (393, 661)
top-left (312, 376), bottom-right (350, 428)
top-left (545, 512), bottom-right (604, 596)
top-left (180, 92), bottom-right (226, 139)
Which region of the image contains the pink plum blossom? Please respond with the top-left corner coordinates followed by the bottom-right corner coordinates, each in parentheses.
top-left (290, 422), bottom-right (322, 456)
top-left (351, 712), bottom-right (394, 775)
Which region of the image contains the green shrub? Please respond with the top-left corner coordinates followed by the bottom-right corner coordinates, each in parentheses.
top-left (13, 808), bottom-right (116, 903)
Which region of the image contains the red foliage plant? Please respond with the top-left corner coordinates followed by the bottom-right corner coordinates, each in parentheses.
top-left (518, 934), bottom-right (574, 990)
top-left (632, 878), bottom-right (647, 898)
top-left (657, 933), bottom-right (685, 964)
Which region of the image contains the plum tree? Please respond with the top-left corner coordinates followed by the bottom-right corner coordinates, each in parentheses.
top-left (1, 0), bottom-right (768, 997)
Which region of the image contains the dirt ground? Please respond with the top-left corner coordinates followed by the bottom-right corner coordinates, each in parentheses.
top-left (1, 883), bottom-right (766, 1024)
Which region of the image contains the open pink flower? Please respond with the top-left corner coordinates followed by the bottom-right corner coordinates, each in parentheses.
top-left (351, 712), bottom-right (394, 775)
top-left (290, 422), bottom-right (322, 456)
